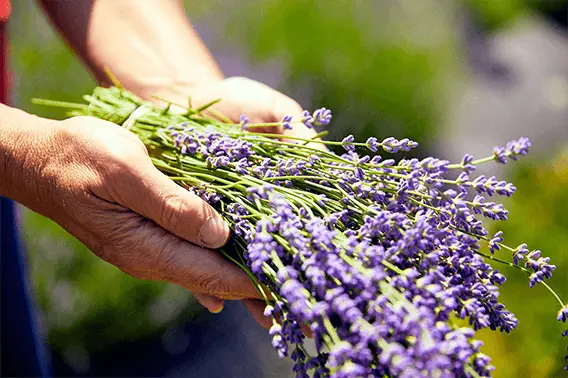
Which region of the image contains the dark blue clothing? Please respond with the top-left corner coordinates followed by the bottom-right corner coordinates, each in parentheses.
top-left (1, 197), bottom-right (49, 377)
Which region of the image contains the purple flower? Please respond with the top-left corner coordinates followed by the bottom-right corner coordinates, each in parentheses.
top-left (240, 114), bottom-right (249, 130)
top-left (264, 305), bottom-right (275, 317)
top-left (491, 137), bottom-right (531, 163)
top-left (493, 146), bottom-right (507, 164)
top-left (341, 135), bottom-right (355, 152)
top-left (281, 115), bottom-right (293, 130)
top-left (365, 137), bottom-right (379, 152)
top-left (557, 306), bottom-right (568, 322)
top-left (301, 110), bottom-right (314, 129)
top-left (505, 137), bottom-right (531, 160)
top-left (461, 153), bottom-right (476, 173)
top-left (328, 341), bottom-right (353, 368)
top-left (312, 107), bottom-right (332, 126)
top-left (381, 137), bottom-right (419, 153)
top-left (488, 231), bottom-right (503, 254)
top-left (52, 87), bottom-right (568, 376)
top-left (146, 106), bottom-right (559, 375)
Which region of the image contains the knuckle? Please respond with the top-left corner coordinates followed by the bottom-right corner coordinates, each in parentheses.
top-left (94, 219), bottom-right (164, 278)
top-left (199, 272), bottom-right (229, 297)
top-left (160, 193), bottom-right (188, 233)
top-left (102, 143), bottom-right (145, 172)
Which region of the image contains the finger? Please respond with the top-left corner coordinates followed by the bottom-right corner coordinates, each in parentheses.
top-left (155, 78), bottom-right (271, 125)
top-left (220, 77), bottom-right (325, 148)
top-left (157, 241), bottom-right (263, 300)
top-left (194, 293), bottom-right (225, 314)
top-left (259, 85), bottom-right (326, 151)
top-left (105, 158), bottom-right (230, 249)
top-left (269, 99), bottom-right (328, 151)
top-left (278, 113), bottom-right (326, 151)
top-left (96, 211), bottom-right (263, 300)
top-left (211, 77), bottom-right (285, 133)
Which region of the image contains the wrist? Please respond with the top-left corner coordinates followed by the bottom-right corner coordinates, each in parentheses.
top-left (0, 105), bottom-right (56, 205)
top-left (82, 0), bottom-right (224, 102)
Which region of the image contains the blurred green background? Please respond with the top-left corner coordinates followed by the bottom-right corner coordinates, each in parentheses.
top-left (10, 0), bottom-right (568, 376)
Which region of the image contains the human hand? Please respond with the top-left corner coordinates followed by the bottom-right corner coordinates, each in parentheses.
top-left (6, 114), bottom-right (262, 313)
top-left (150, 76), bottom-right (322, 144)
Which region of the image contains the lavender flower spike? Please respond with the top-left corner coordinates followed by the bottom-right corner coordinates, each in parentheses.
top-left (301, 110), bottom-right (314, 129)
top-left (365, 137), bottom-right (379, 152)
top-left (493, 137), bottom-right (532, 163)
top-left (240, 114), bottom-right (249, 130)
top-left (558, 306), bottom-right (568, 322)
top-left (281, 115), bottom-right (293, 130)
top-left (312, 107), bottom-right (332, 126)
top-left (381, 137), bottom-right (418, 153)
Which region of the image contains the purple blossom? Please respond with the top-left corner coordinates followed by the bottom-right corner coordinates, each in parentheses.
top-left (557, 306), bottom-right (568, 322)
top-left (58, 88), bottom-right (568, 377)
top-left (301, 110), bottom-right (314, 129)
top-left (281, 115), bottom-right (293, 130)
top-left (240, 114), bottom-right (249, 130)
top-left (269, 323), bottom-right (288, 358)
top-left (341, 135), bottom-right (355, 152)
top-left (488, 231), bottom-right (503, 254)
top-left (312, 107), bottom-right (332, 126)
top-left (365, 137), bottom-right (379, 152)
top-left (505, 137), bottom-right (531, 160)
top-left (264, 305), bottom-right (275, 317)
top-left (489, 137), bottom-right (531, 164)
top-left (381, 137), bottom-right (419, 153)
top-left (461, 153), bottom-right (476, 173)
top-left (513, 243), bottom-right (529, 265)
top-left (493, 146), bottom-right (507, 164)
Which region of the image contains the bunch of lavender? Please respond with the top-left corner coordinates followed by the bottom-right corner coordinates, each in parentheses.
top-left (37, 86), bottom-right (567, 377)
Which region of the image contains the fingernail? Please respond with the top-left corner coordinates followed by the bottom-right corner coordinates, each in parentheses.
top-left (199, 217), bottom-right (229, 248)
top-left (209, 305), bottom-right (224, 314)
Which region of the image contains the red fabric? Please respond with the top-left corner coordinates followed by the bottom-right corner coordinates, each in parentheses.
top-left (0, 0), bottom-right (10, 22)
top-left (0, 0), bottom-right (10, 104)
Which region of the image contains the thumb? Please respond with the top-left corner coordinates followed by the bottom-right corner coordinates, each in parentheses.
top-left (104, 158), bottom-right (230, 249)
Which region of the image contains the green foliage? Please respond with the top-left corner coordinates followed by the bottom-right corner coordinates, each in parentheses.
top-left (221, 0), bottom-right (463, 150)
top-left (463, 0), bottom-right (568, 32)
top-left (9, 0), bottom-right (94, 120)
top-left (21, 210), bottom-right (201, 356)
top-left (463, 0), bottom-right (527, 31)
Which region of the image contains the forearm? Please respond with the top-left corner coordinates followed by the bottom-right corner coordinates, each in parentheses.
top-left (0, 104), bottom-right (53, 205)
top-left (39, 0), bottom-right (223, 99)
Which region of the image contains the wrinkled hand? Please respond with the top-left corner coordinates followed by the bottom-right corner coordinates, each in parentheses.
top-left (18, 116), bottom-right (262, 313)
top-left (17, 77), bottom-right (319, 326)
top-left (154, 76), bottom-right (321, 142)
